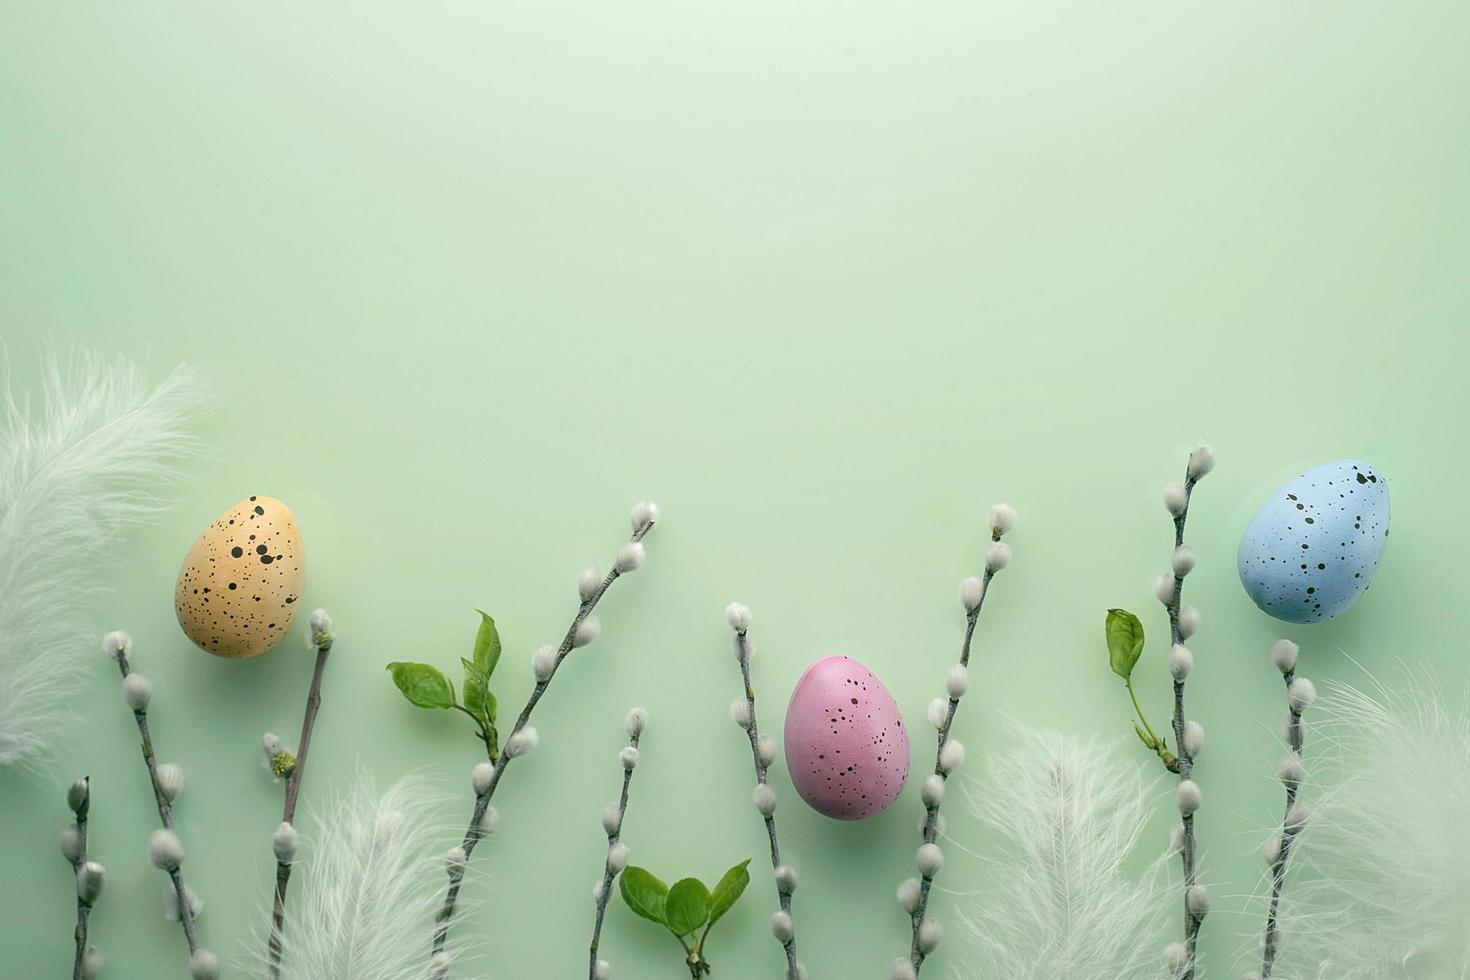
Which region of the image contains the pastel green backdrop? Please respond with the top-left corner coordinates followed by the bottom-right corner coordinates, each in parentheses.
top-left (2, 3), bottom-right (1467, 977)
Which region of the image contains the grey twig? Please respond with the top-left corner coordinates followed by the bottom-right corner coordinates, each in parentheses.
top-left (588, 710), bottom-right (646, 980)
top-left (1261, 641), bottom-right (1313, 979)
top-left (727, 605), bottom-right (802, 980)
top-left (430, 506), bottom-right (658, 968)
top-left (64, 778), bottom-right (97, 980)
top-left (902, 504), bottom-right (1015, 979)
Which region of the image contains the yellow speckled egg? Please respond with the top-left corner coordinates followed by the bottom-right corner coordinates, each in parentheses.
top-left (175, 495), bottom-right (306, 658)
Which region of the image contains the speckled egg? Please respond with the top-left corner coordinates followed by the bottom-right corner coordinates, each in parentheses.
top-left (175, 495), bottom-right (306, 658)
top-left (1237, 460), bottom-right (1389, 624)
top-left (784, 655), bottom-right (909, 820)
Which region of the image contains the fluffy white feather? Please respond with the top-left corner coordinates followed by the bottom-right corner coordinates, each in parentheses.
top-left (1257, 674), bottom-right (1470, 980)
top-left (957, 729), bottom-right (1171, 980)
top-left (263, 775), bottom-right (452, 980)
top-left (0, 350), bottom-right (203, 770)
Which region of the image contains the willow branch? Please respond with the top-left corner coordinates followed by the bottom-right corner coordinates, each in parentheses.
top-left (430, 503), bottom-right (658, 970)
top-left (589, 710), bottom-right (647, 980)
top-left (899, 504), bottom-right (1015, 979)
top-left (64, 778), bottom-right (101, 980)
top-left (1261, 641), bottom-right (1313, 979)
top-left (267, 613), bottom-right (336, 980)
top-left (725, 604), bottom-right (801, 980)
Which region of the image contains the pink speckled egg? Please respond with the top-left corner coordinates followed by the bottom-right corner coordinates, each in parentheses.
top-left (784, 655), bottom-right (910, 820)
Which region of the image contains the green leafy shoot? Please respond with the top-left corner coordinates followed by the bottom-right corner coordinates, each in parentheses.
top-left (1104, 608), bottom-right (1175, 768)
top-left (385, 611), bottom-right (505, 761)
top-left (620, 860), bottom-right (750, 977)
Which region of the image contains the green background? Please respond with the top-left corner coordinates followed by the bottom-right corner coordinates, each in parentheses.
top-left (2, 3), bottom-right (1467, 977)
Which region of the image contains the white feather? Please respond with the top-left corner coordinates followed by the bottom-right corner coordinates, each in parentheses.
top-left (262, 775), bottom-right (456, 980)
top-left (1256, 674), bottom-right (1470, 980)
top-left (957, 729), bottom-right (1171, 980)
top-left (0, 350), bottom-right (203, 770)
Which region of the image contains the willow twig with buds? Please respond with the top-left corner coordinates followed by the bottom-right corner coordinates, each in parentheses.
top-left (102, 631), bottom-right (220, 980)
top-left (1258, 639), bottom-right (1313, 979)
top-left (588, 708), bottom-right (648, 980)
top-left (1155, 446), bottom-right (1214, 980)
top-left (265, 608), bottom-right (337, 980)
top-left (429, 500), bottom-right (660, 969)
top-left (893, 503), bottom-right (1016, 980)
top-left (63, 777), bottom-right (105, 980)
top-left (725, 603), bottom-right (805, 980)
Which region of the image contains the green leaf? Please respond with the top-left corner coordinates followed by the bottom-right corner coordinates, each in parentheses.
top-left (665, 878), bottom-right (712, 938)
top-left (385, 662), bottom-right (456, 709)
top-left (1105, 608), bottom-right (1146, 680)
top-left (619, 867), bottom-right (669, 926)
top-left (1133, 721), bottom-right (1157, 750)
top-left (461, 658), bottom-right (492, 725)
top-left (471, 610), bottom-right (502, 677)
top-left (706, 859), bottom-right (750, 931)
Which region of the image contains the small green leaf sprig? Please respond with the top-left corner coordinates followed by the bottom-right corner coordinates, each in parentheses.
top-left (1103, 446), bottom-right (1214, 980)
top-left (387, 610), bottom-right (504, 762)
top-left (619, 860), bottom-right (751, 978)
top-left (588, 707), bottom-right (648, 980)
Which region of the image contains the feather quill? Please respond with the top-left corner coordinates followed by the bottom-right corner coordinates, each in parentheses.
top-left (0, 349), bottom-right (204, 770)
top-left (956, 729), bottom-right (1171, 980)
top-left (262, 775), bottom-right (456, 980)
top-left (1258, 674), bottom-right (1470, 980)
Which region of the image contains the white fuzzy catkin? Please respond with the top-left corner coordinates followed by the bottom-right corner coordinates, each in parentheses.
top-left (985, 541), bottom-right (1012, 572)
top-left (1163, 482), bottom-right (1188, 515)
top-left (1288, 677), bottom-right (1317, 711)
top-left (471, 762), bottom-right (494, 796)
top-left (578, 567), bottom-right (603, 602)
top-left (1177, 780), bottom-right (1201, 815)
top-left (103, 630), bottom-right (132, 663)
top-left (917, 842), bottom-right (944, 877)
top-left (615, 541), bottom-right (645, 573)
top-left (917, 919), bottom-right (943, 954)
top-left (155, 762), bottom-right (184, 803)
top-left (273, 822), bottom-right (299, 864)
top-left (1271, 639), bottom-right (1300, 675)
top-left (1278, 756), bottom-right (1306, 787)
top-left (1264, 833), bottom-right (1282, 866)
top-left (601, 803), bottom-right (622, 836)
top-left (163, 882), bottom-right (202, 922)
top-left (620, 746), bottom-right (640, 770)
top-left (1177, 606), bottom-right (1200, 640)
top-left (444, 846), bottom-right (467, 874)
top-left (771, 910), bottom-right (795, 943)
top-left (946, 664), bottom-right (970, 699)
top-left (757, 734), bottom-right (776, 767)
top-left (307, 608), bottom-right (332, 639)
top-left (1182, 721), bottom-right (1205, 758)
top-left (989, 503), bottom-right (1018, 536)
top-left (730, 698), bottom-right (753, 729)
top-left (921, 774), bottom-right (945, 807)
top-left (629, 499), bottom-right (659, 533)
top-left (1284, 801), bottom-right (1310, 832)
top-left (593, 960), bottom-right (610, 980)
top-left (77, 862), bottom-right (106, 904)
top-left (1172, 546), bottom-right (1196, 577)
top-left (429, 952), bottom-right (455, 980)
top-left (478, 806), bottom-right (499, 835)
top-left (532, 644), bottom-right (558, 682)
top-left (775, 865), bottom-right (798, 894)
top-left (1163, 942), bottom-right (1189, 974)
top-left (1168, 644), bottom-right (1194, 681)
top-left (892, 959), bottom-right (918, 980)
top-left (1186, 884), bottom-right (1211, 918)
top-left (897, 878), bottom-right (921, 913)
top-left (1155, 573), bottom-right (1177, 606)
top-left (625, 707), bottom-right (648, 738)
top-left (148, 828), bottom-right (185, 870)
top-left (725, 602), bottom-right (751, 632)
top-left (80, 947), bottom-right (103, 979)
top-left (1187, 446), bottom-right (1216, 480)
top-left (959, 576), bottom-right (984, 611)
top-left (1169, 825), bottom-right (1186, 855)
top-left (572, 618), bottom-right (601, 648)
top-left (753, 784), bottom-right (777, 816)
top-left (923, 812), bottom-right (947, 837)
top-left (188, 949), bottom-right (220, 980)
top-left (608, 843), bottom-right (630, 873)
top-left (122, 673), bottom-right (153, 711)
top-left (939, 739), bottom-right (966, 773)
top-left (505, 726), bottom-right (539, 758)
top-left (928, 698), bottom-right (949, 730)
top-left (61, 825), bottom-right (82, 863)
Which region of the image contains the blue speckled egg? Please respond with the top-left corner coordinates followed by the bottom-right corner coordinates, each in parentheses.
top-left (1237, 460), bottom-right (1389, 623)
